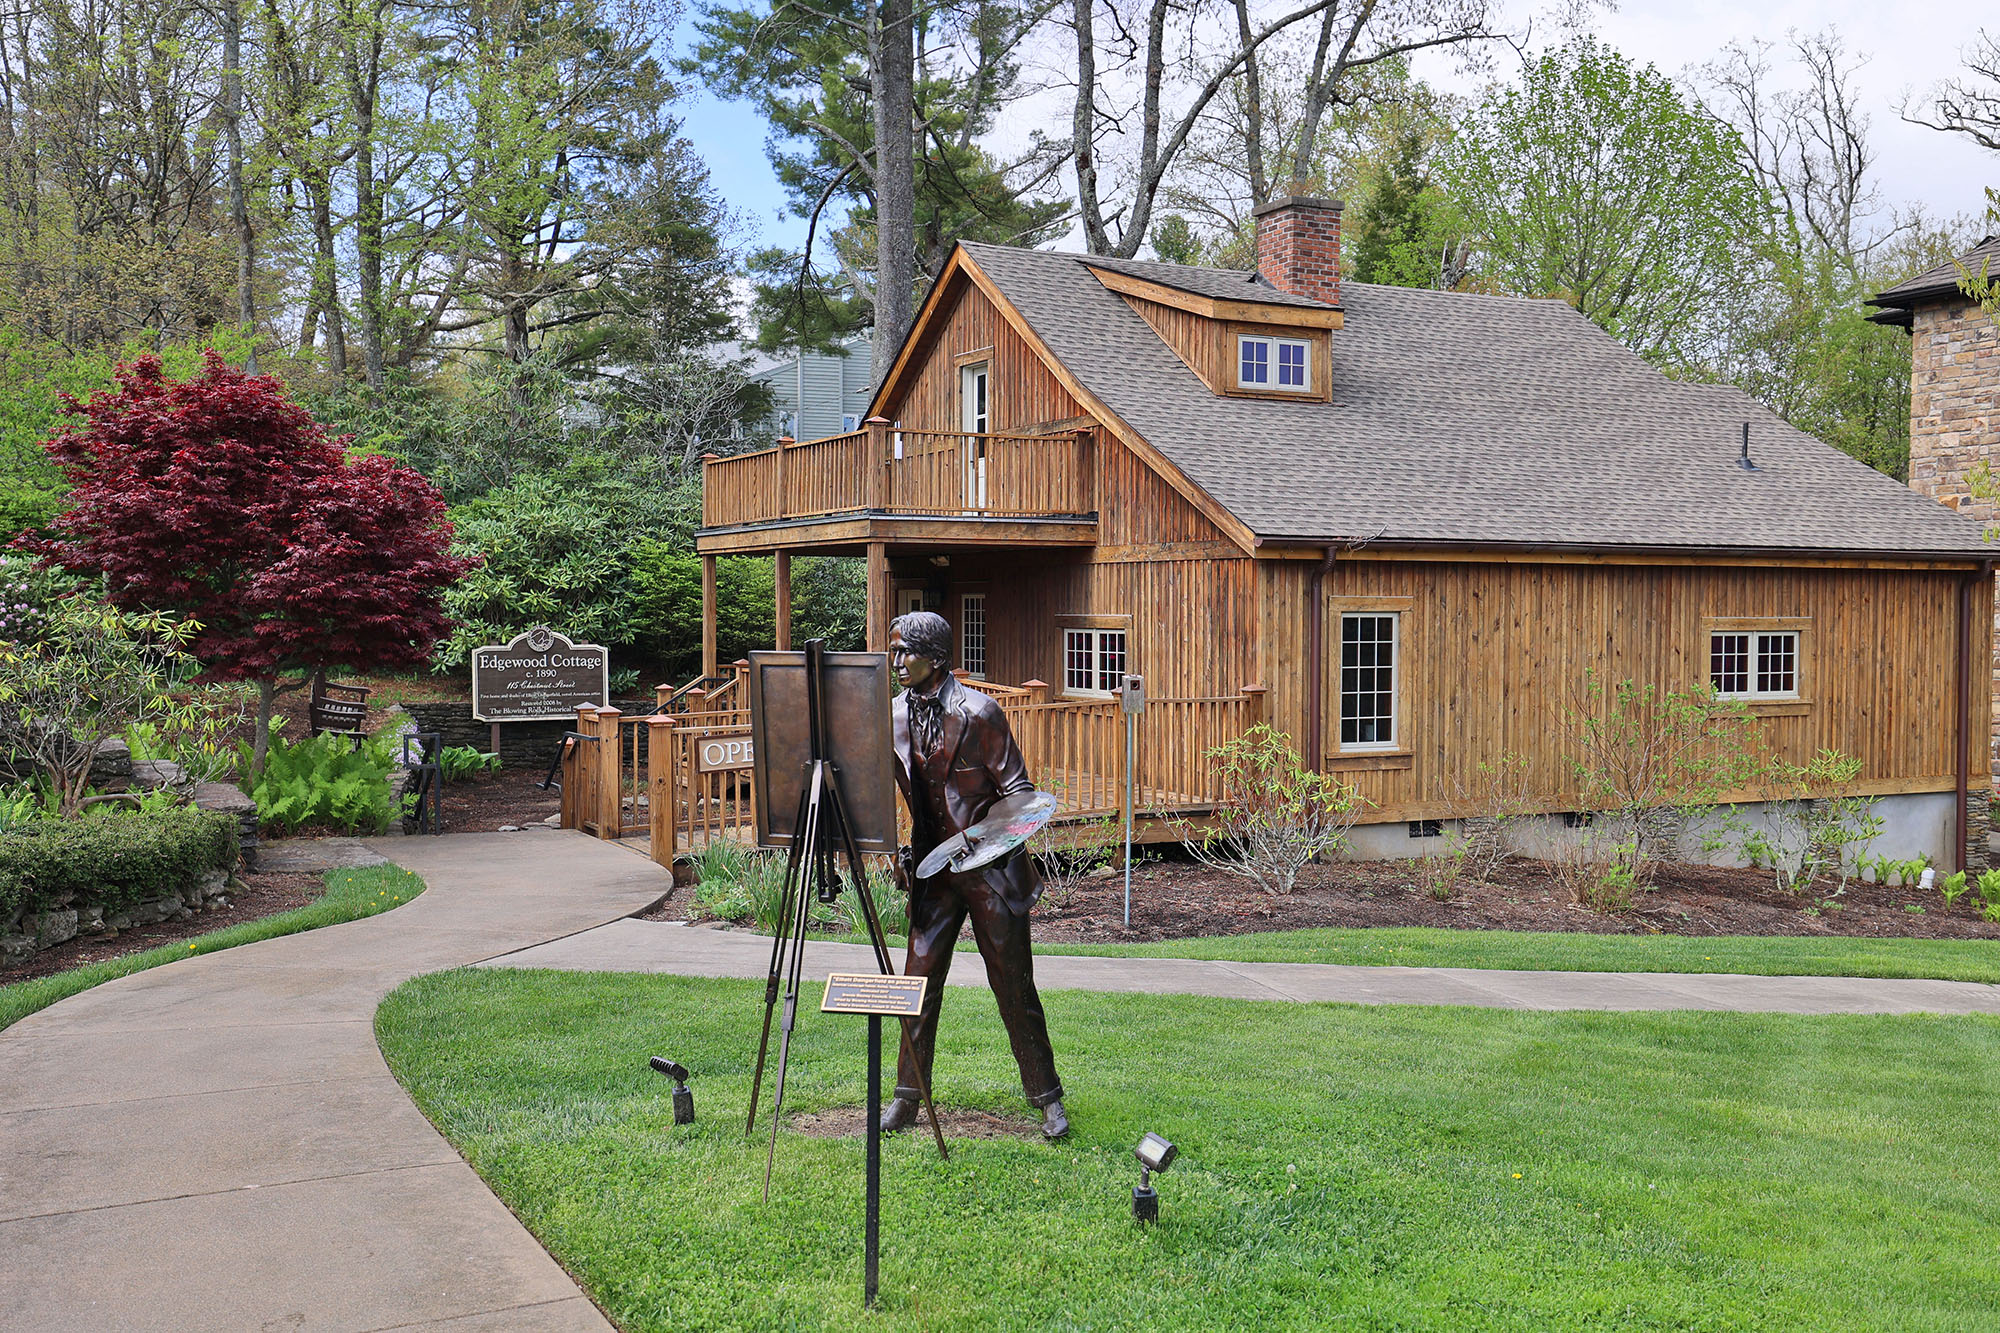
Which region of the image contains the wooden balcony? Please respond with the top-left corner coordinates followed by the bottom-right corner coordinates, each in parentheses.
top-left (698, 422), bottom-right (1098, 553)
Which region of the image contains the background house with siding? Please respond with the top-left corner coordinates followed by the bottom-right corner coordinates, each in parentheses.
top-left (745, 334), bottom-right (875, 442)
top-left (695, 202), bottom-right (1995, 869)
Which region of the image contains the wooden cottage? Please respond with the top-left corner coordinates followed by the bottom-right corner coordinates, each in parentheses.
top-left (692, 197), bottom-right (1995, 868)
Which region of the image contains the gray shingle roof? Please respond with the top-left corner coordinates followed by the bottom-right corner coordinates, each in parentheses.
top-left (1868, 235), bottom-right (2000, 326)
top-left (1078, 253), bottom-right (1336, 310)
top-left (961, 241), bottom-right (1991, 558)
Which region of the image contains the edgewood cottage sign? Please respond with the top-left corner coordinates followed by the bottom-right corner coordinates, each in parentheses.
top-left (471, 626), bottom-right (610, 722)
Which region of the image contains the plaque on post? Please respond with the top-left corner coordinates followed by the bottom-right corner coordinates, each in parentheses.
top-left (471, 626), bottom-right (610, 722)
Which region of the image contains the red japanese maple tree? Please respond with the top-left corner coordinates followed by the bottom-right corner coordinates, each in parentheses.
top-left (23, 352), bottom-right (476, 771)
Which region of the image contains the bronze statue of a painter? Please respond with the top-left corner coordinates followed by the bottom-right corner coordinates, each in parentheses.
top-left (882, 611), bottom-right (1069, 1140)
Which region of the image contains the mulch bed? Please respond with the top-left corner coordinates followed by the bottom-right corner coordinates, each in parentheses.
top-left (433, 766), bottom-right (565, 833)
top-left (657, 850), bottom-right (2000, 944)
top-left (1021, 854), bottom-right (2000, 943)
top-left (0, 868), bottom-right (327, 987)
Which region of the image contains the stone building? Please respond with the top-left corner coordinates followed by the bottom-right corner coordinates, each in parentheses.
top-left (1872, 235), bottom-right (2000, 781)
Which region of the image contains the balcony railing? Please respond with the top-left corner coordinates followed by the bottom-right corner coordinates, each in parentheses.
top-left (703, 423), bottom-right (1096, 529)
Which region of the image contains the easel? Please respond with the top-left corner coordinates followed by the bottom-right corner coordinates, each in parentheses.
top-left (744, 640), bottom-right (948, 1202)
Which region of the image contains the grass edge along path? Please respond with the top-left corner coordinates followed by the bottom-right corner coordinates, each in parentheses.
top-left (0, 863), bottom-right (426, 1031)
top-left (378, 968), bottom-right (2000, 1333)
top-left (1027, 925), bottom-right (2000, 983)
top-left (813, 923), bottom-right (2000, 984)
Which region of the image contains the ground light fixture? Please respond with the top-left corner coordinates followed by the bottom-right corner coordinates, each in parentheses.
top-left (1132, 1132), bottom-right (1178, 1222)
top-left (649, 1056), bottom-right (695, 1124)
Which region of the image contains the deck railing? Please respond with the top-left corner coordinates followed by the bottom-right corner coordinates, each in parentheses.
top-left (702, 422), bottom-right (1096, 528)
top-left (560, 683), bottom-right (1267, 859)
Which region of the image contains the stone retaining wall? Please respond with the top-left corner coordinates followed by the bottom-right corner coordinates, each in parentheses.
top-left (400, 700), bottom-right (659, 769)
top-left (0, 868), bottom-right (234, 967)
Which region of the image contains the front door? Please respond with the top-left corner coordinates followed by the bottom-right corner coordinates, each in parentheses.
top-left (959, 361), bottom-right (989, 509)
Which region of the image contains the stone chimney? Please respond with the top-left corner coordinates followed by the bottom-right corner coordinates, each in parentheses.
top-left (1252, 194), bottom-right (1344, 307)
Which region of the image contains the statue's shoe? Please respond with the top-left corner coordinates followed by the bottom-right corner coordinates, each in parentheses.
top-left (878, 1097), bottom-right (920, 1133)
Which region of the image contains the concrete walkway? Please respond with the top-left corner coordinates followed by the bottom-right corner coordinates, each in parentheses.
top-left (0, 830), bottom-right (669, 1333)
top-left (489, 917), bottom-right (2000, 1017)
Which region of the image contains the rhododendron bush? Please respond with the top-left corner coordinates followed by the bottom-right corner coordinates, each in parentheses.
top-left (22, 352), bottom-right (476, 772)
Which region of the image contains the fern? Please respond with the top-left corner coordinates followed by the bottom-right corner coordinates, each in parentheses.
top-left (245, 733), bottom-right (396, 835)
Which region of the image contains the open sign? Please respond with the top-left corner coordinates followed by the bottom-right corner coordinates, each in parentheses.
top-left (696, 735), bottom-right (755, 773)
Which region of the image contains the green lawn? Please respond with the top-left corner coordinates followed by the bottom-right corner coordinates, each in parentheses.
top-left (1, 863), bottom-right (425, 1031)
top-left (378, 968), bottom-right (2000, 1332)
top-left (1032, 925), bottom-right (2000, 983)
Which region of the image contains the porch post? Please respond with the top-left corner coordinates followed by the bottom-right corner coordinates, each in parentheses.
top-left (866, 542), bottom-right (889, 652)
top-left (774, 549), bottom-right (792, 651)
top-left (593, 708), bottom-right (623, 839)
top-left (865, 416), bottom-right (892, 510)
top-left (701, 553), bottom-right (718, 680)
top-left (647, 714), bottom-right (675, 864)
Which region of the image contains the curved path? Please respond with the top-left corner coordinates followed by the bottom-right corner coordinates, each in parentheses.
top-left (489, 917), bottom-right (2000, 1016)
top-left (8, 832), bottom-right (2000, 1332)
top-left (0, 831), bottom-right (669, 1333)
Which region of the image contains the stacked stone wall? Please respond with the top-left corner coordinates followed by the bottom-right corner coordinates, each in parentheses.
top-left (1908, 298), bottom-right (2000, 793)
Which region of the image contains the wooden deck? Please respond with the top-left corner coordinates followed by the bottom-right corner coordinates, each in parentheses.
top-left (698, 423), bottom-right (1099, 549)
top-left (560, 675), bottom-right (1266, 862)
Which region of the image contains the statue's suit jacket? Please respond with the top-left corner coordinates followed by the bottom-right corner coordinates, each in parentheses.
top-left (891, 671), bottom-right (1042, 914)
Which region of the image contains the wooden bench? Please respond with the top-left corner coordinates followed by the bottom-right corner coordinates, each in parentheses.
top-left (309, 673), bottom-right (372, 740)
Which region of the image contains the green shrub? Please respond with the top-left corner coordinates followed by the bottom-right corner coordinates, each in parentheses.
top-left (239, 732), bottom-right (397, 836)
top-left (0, 807), bottom-right (237, 923)
top-left (437, 746), bottom-right (499, 782)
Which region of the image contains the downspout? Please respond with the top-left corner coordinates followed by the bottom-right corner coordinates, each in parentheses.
top-left (1306, 547), bottom-right (1337, 774)
top-left (1956, 561), bottom-right (1994, 873)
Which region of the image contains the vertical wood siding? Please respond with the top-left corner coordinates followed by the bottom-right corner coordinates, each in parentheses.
top-left (882, 279), bottom-right (1081, 432)
top-left (1259, 558), bottom-right (1982, 820)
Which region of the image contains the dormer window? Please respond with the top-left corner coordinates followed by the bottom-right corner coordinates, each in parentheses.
top-left (1237, 334), bottom-right (1312, 392)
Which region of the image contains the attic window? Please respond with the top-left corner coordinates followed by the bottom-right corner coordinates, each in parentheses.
top-left (1237, 334), bottom-right (1311, 392)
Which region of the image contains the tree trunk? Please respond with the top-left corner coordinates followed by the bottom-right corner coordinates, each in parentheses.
top-left (871, 0), bottom-right (915, 382)
top-left (343, 3), bottom-right (386, 392)
top-left (222, 0), bottom-right (255, 352)
top-left (254, 677), bottom-right (277, 779)
top-left (310, 179), bottom-right (348, 380)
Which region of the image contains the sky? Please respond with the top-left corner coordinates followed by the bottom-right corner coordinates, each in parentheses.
top-left (670, 1), bottom-right (1998, 257)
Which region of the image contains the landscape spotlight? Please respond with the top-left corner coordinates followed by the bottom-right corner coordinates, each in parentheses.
top-left (649, 1056), bottom-right (695, 1125)
top-left (1132, 1132), bottom-right (1177, 1223)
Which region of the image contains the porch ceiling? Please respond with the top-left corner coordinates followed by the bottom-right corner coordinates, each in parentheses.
top-left (695, 512), bottom-right (1099, 555)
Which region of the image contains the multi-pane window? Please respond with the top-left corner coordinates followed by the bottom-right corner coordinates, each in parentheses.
top-left (1063, 628), bottom-right (1128, 695)
top-left (1277, 341), bottom-right (1307, 387)
top-left (1340, 613), bottom-right (1397, 748)
top-left (961, 594), bottom-right (987, 678)
top-left (1236, 335), bottom-right (1312, 392)
top-left (1711, 630), bottom-right (1799, 699)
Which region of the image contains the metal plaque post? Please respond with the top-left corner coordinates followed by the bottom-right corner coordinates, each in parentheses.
top-left (823, 971), bottom-right (927, 1310)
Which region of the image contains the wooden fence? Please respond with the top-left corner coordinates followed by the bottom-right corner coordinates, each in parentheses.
top-left (559, 684), bottom-right (1266, 862)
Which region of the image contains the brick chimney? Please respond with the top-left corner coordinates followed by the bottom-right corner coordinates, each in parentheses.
top-left (1252, 194), bottom-right (1344, 306)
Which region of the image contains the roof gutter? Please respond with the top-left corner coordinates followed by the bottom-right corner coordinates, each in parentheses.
top-left (1253, 536), bottom-right (1992, 566)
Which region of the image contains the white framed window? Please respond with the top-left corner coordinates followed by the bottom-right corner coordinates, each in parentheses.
top-left (1237, 334), bottom-right (1312, 392)
top-left (961, 594), bottom-right (987, 678)
top-left (1340, 612), bottom-right (1397, 749)
top-left (1062, 627), bottom-right (1127, 695)
top-left (842, 413), bottom-right (861, 432)
top-left (1711, 630), bottom-right (1799, 700)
